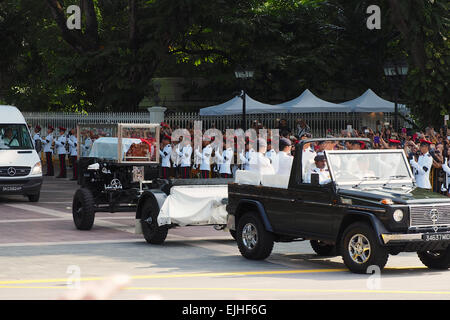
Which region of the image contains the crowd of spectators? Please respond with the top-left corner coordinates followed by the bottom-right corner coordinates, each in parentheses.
top-left (159, 118), bottom-right (450, 197)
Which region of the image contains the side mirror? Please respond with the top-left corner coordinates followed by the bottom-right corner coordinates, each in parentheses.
top-left (311, 173), bottom-right (320, 186)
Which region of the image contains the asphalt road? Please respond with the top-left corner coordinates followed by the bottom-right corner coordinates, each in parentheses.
top-left (0, 176), bottom-right (450, 300)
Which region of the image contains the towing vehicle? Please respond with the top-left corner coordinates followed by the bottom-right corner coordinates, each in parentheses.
top-left (227, 138), bottom-right (450, 273)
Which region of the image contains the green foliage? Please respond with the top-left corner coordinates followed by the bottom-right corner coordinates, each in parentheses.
top-left (0, 0), bottom-right (447, 126)
top-left (403, 1), bottom-right (450, 126)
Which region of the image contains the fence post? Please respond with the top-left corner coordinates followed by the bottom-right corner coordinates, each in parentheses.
top-left (147, 106), bottom-right (167, 124)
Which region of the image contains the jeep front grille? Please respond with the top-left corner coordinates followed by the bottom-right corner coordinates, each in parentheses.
top-left (409, 204), bottom-right (450, 228)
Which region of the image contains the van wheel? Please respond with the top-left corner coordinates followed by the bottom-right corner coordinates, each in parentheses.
top-left (418, 247), bottom-right (450, 270)
top-left (310, 240), bottom-right (336, 256)
top-left (341, 222), bottom-right (388, 274)
top-left (140, 198), bottom-right (168, 244)
top-left (28, 192), bottom-right (40, 202)
top-left (72, 188), bottom-right (96, 230)
top-left (236, 212), bottom-right (274, 260)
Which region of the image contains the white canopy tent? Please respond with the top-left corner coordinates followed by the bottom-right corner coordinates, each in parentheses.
top-left (199, 93), bottom-right (289, 116)
top-left (339, 89), bottom-right (407, 113)
top-left (279, 89), bottom-right (352, 113)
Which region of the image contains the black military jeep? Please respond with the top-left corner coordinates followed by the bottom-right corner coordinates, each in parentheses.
top-left (227, 138), bottom-right (450, 273)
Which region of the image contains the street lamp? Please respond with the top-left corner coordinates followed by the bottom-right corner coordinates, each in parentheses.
top-left (383, 60), bottom-right (408, 132)
top-left (234, 67), bottom-right (254, 131)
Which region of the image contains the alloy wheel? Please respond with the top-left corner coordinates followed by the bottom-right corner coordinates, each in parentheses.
top-left (242, 223), bottom-right (258, 250)
top-left (348, 233), bottom-right (371, 264)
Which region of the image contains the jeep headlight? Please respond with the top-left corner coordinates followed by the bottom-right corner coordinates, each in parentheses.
top-left (31, 162), bottom-right (42, 175)
top-left (87, 163), bottom-right (100, 170)
top-left (393, 209), bottom-right (404, 222)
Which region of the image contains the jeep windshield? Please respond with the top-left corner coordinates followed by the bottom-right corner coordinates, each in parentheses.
top-left (0, 124), bottom-right (33, 150)
top-left (325, 149), bottom-right (414, 189)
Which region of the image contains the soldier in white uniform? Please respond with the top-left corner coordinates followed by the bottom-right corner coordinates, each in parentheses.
top-left (171, 139), bottom-right (182, 178)
top-left (265, 139), bottom-right (278, 171)
top-left (82, 132), bottom-right (93, 157)
top-left (301, 137), bottom-right (316, 181)
top-left (55, 127), bottom-right (68, 178)
top-left (239, 139), bottom-right (255, 171)
top-left (276, 138), bottom-right (294, 176)
top-left (216, 137), bottom-right (233, 178)
top-left (195, 136), bottom-right (213, 179)
top-left (176, 137), bottom-right (193, 179)
top-left (67, 128), bottom-right (78, 180)
top-left (248, 138), bottom-right (275, 175)
top-left (42, 125), bottom-right (55, 176)
top-left (306, 155), bottom-right (331, 185)
top-left (159, 135), bottom-right (172, 179)
top-left (33, 125), bottom-right (42, 154)
top-left (442, 155), bottom-right (450, 196)
top-left (409, 140), bottom-right (433, 189)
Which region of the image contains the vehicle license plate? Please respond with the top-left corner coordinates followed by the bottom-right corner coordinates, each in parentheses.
top-left (422, 233), bottom-right (450, 241)
top-left (2, 186), bottom-right (23, 192)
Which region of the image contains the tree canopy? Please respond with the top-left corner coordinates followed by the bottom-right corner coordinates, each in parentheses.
top-left (0, 0), bottom-right (448, 126)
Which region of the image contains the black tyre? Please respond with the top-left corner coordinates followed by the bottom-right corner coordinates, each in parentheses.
top-left (140, 197), bottom-right (168, 245)
top-left (236, 212), bottom-right (274, 260)
top-left (72, 188), bottom-right (95, 230)
top-left (229, 229), bottom-right (237, 240)
top-left (418, 247), bottom-right (450, 270)
top-left (341, 222), bottom-right (389, 274)
top-left (28, 192), bottom-right (40, 202)
top-left (310, 240), bottom-right (336, 256)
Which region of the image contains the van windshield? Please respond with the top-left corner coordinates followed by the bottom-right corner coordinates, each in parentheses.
top-left (0, 124), bottom-right (34, 150)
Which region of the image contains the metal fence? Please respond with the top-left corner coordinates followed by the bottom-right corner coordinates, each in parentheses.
top-left (22, 112), bottom-right (150, 132)
top-left (23, 111), bottom-right (401, 137)
top-left (165, 112), bottom-right (363, 137)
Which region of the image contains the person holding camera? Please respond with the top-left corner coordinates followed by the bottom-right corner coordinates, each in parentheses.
top-left (428, 142), bottom-right (445, 192)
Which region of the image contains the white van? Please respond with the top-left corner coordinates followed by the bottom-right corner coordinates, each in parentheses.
top-left (0, 105), bottom-right (43, 202)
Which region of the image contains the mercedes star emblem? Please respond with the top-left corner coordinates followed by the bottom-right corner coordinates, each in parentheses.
top-left (429, 208), bottom-right (439, 224)
top-left (7, 167), bottom-right (16, 177)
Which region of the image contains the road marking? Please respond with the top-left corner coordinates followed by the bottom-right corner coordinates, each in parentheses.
top-left (0, 234), bottom-right (230, 248)
top-left (0, 269), bottom-right (348, 285)
top-left (125, 287), bottom-right (450, 295)
top-left (0, 216), bottom-right (133, 224)
top-left (169, 234), bottom-right (236, 255)
top-left (1, 285), bottom-right (449, 296)
top-left (4, 204), bottom-right (69, 218)
top-left (0, 239), bottom-right (141, 248)
top-left (34, 202), bottom-right (73, 204)
top-left (0, 218), bottom-right (68, 223)
top-left (3, 203), bottom-right (135, 233)
top-left (0, 267), bottom-right (427, 286)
